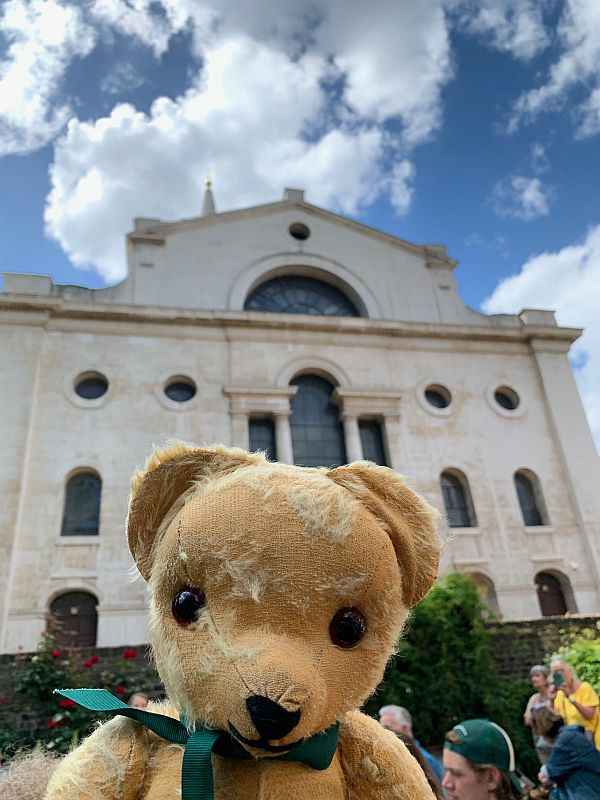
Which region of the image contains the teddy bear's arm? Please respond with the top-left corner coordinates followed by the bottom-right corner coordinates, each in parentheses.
top-left (44, 715), bottom-right (150, 800)
top-left (338, 710), bottom-right (436, 800)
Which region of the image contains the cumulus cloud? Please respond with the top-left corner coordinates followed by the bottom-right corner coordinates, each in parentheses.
top-left (482, 225), bottom-right (600, 451)
top-left (490, 175), bottom-right (553, 221)
top-left (447, 0), bottom-right (551, 61)
top-left (43, 1), bottom-right (458, 280)
top-left (0, 0), bottom-right (95, 155)
top-left (509, 0), bottom-right (600, 137)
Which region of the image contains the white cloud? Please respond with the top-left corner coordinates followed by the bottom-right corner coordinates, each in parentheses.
top-left (530, 142), bottom-right (550, 174)
top-left (0, 0), bottom-right (95, 155)
top-left (490, 175), bottom-right (552, 221)
top-left (509, 0), bottom-right (600, 137)
top-left (44, 37), bottom-right (386, 281)
top-left (43, 1), bottom-right (458, 280)
top-left (482, 225), bottom-right (600, 451)
top-left (447, 0), bottom-right (551, 61)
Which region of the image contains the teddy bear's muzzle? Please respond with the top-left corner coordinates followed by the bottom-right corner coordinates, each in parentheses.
top-left (245, 694), bottom-right (301, 741)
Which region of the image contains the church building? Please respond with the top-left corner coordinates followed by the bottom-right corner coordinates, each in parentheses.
top-left (1, 185), bottom-right (599, 653)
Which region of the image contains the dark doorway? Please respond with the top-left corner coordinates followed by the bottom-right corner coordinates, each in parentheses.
top-left (49, 591), bottom-right (98, 647)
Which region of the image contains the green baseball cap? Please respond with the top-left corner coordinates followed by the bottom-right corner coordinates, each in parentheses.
top-left (444, 719), bottom-right (523, 796)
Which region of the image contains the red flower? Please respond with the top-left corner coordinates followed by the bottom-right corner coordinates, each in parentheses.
top-left (47, 717), bottom-right (66, 728)
top-left (90, 654), bottom-right (100, 663)
top-left (115, 685), bottom-right (126, 694)
top-left (58, 699), bottom-right (76, 708)
top-left (51, 650), bottom-right (62, 658)
top-left (0, 695), bottom-right (8, 704)
top-left (83, 660), bottom-right (93, 668)
top-left (123, 648), bottom-right (137, 659)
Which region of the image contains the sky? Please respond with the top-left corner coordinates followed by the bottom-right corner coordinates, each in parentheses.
top-left (1, 0), bottom-right (600, 451)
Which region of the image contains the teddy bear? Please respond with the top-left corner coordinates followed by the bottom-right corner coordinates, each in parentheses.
top-left (45, 442), bottom-right (441, 800)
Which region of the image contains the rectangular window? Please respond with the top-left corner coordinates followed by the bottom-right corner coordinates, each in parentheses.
top-left (249, 417), bottom-right (277, 461)
top-left (359, 420), bottom-right (388, 466)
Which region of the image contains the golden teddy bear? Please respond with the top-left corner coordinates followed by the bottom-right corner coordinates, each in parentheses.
top-left (46, 442), bottom-right (441, 800)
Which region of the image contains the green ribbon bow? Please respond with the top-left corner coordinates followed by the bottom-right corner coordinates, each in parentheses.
top-left (54, 688), bottom-right (339, 800)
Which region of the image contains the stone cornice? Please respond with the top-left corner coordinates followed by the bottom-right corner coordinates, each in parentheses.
top-left (0, 293), bottom-right (582, 347)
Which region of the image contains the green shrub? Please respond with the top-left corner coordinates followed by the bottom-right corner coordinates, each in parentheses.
top-left (556, 639), bottom-right (600, 692)
top-left (365, 573), bottom-right (538, 779)
top-left (1, 628), bottom-right (161, 759)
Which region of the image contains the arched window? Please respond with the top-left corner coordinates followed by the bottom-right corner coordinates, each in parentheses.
top-left (61, 471), bottom-right (102, 535)
top-left (535, 571), bottom-right (577, 616)
top-left (244, 276), bottom-right (361, 317)
top-left (440, 470), bottom-right (477, 527)
top-left (49, 591), bottom-right (98, 647)
top-left (467, 572), bottom-right (500, 618)
top-left (514, 470), bottom-right (547, 526)
top-left (290, 375), bottom-right (346, 467)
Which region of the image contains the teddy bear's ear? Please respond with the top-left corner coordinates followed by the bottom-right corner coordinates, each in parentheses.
top-left (327, 462), bottom-right (441, 607)
top-left (127, 442), bottom-right (265, 580)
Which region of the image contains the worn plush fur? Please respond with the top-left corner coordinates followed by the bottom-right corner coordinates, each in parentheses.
top-left (0, 752), bottom-right (61, 800)
top-left (46, 443), bottom-right (441, 800)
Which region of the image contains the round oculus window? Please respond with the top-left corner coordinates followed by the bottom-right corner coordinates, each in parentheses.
top-left (164, 378), bottom-right (196, 403)
top-left (74, 373), bottom-right (109, 400)
top-left (288, 222), bottom-right (310, 241)
top-left (494, 386), bottom-right (519, 411)
top-left (424, 385), bottom-right (451, 409)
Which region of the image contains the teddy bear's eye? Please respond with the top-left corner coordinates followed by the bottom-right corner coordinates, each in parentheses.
top-left (172, 588), bottom-right (206, 625)
top-left (329, 607), bottom-right (366, 649)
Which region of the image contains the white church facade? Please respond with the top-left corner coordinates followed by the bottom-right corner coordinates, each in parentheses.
top-left (1, 186), bottom-right (599, 653)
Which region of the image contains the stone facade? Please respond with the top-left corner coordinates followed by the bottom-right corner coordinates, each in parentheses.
top-left (1, 188), bottom-right (599, 653)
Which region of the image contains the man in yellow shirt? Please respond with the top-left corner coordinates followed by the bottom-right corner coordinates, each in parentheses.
top-left (550, 657), bottom-right (600, 749)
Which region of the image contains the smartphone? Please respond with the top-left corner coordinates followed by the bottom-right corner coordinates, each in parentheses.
top-left (553, 672), bottom-right (564, 688)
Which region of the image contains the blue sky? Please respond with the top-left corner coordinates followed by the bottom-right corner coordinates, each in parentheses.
top-left (1, 0), bottom-right (600, 449)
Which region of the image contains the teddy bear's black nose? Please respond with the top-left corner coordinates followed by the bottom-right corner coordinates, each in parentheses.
top-left (246, 695), bottom-right (301, 740)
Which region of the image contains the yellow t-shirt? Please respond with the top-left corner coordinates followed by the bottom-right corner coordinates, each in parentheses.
top-left (554, 682), bottom-right (600, 748)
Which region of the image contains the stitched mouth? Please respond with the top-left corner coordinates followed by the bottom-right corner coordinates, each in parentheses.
top-left (228, 721), bottom-right (304, 753)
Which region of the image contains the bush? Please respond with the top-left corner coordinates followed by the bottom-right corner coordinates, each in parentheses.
top-left (556, 639), bottom-right (600, 691)
top-left (1, 627), bottom-right (161, 759)
top-left (365, 573), bottom-right (538, 779)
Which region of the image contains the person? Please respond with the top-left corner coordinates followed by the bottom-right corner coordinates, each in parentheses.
top-left (532, 705), bottom-right (600, 799)
top-left (549, 657), bottom-right (600, 748)
top-left (442, 719), bottom-right (524, 800)
top-left (524, 665), bottom-right (552, 764)
top-left (379, 704), bottom-right (445, 786)
top-left (128, 692), bottom-right (149, 709)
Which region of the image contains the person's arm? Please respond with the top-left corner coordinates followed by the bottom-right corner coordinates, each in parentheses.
top-left (570, 683), bottom-right (599, 721)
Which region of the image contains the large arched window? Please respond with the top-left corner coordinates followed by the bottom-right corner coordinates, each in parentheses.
top-left (61, 471), bottom-right (102, 535)
top-left (514, 470), bottom-right (548, 526)
top-left (244, 276), bottom-right (361, 317)
top-left (49, 591), bottom-right (98, 647)
top-left (290, 375), bottom-right (346, 467)
top-left (440, 470), bottom-right (477, 527)
top-left (467, 572), bottom-right (500, 618)
top-left (535, 571), bottom-right (577, 616)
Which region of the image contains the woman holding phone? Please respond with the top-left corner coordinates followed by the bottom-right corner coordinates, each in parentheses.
top-left (550, 657), bottom-right (600, 749)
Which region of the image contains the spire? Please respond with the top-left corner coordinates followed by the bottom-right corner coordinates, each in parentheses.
top-left (201, 171), bottom-right (216, 216)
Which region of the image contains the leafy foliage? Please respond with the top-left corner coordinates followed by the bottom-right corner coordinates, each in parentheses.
top-left (1, 626), bottom-right (160, 759)
top-left (557, 639), bottom-right (600, 692)
top-left (365, 573), bottom-right (538, 779)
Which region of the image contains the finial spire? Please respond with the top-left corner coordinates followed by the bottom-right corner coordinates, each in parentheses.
top-left (201, 169), bottom-right (216, 216)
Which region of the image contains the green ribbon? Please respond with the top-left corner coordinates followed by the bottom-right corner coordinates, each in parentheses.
top-left (54, 688), bottom-right (339, 800)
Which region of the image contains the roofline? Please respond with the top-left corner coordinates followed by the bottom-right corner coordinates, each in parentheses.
top-left (128, 199), bottom-right (458, 269)
top-left (0, 293), bottom-right (581, 348)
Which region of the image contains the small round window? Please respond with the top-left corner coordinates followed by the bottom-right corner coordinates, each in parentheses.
top-left (75, 372), bottom-right (108, 400)
top-left (288, 222), bottom-right (310, 241)
top-left (164, 377), bottom-right (196, 403)
top-left (425, 384), bottom-right (451, 409)
top-left (494, 386), bottom-right (519, 411)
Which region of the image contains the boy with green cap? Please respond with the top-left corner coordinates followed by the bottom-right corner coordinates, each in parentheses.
top-left (442, 719), bottom-right (525, 800)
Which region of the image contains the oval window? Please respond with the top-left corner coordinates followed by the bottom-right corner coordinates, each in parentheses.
top-left (75, 373), bottom-right (109, 400)
top-left (288, 222), bottom-right (310, 241)
top-left (425, 384), bottom-right (451, 409)
top-left (494, 386), bottom-right (519, 411)
top-left (164, 377), bottom-right (196, 403)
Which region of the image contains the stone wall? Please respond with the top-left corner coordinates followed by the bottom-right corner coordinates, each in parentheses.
top-left (487, 614), bottom-right (600, 679)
